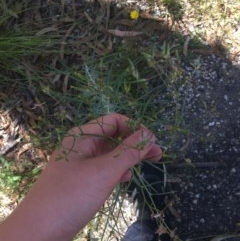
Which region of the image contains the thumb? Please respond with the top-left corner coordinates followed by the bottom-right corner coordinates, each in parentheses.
top-left (106, 128), bottom-right (161, 173)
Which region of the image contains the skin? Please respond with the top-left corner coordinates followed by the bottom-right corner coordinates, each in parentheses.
top-left (0, 113), bottom-right (162, 241)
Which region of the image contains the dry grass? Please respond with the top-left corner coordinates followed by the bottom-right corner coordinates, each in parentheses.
top-left (176, 0), bottom-right (240, 59)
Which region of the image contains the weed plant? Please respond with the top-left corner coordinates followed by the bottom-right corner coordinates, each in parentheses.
top-left (0, 157), bottom-right (22, 194)
top-left (0, 156), bottom-right (41, 199)
top-left (0, 0), bottom-right (197, 240)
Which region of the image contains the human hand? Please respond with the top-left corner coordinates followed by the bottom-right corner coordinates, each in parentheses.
top-left (0, 113), bottom-right (162, 241)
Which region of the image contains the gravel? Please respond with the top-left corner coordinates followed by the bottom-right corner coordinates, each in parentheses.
top-left (158, 55), bottom-right (240, 240)
top-left (83, 51), bottom-right (240, 239)
top-left (0, 192), bottom-right (13, 222)
top-left (120, 55), bottom-right (240, 241)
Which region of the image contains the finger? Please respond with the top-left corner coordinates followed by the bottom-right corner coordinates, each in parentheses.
top-left (70, 113), bottom-right (132, 139)
top-left (119, 145), bottom-right (162, 182)
top-left (108, 129), bottom-right (162, 171)
top-left (60, 113), bottom-right (132, 158)
top-left (145, 144), bottom-right (162, 162)
top-left (63, 113), bottom-right (138, 158)
top-left (120, 169), bottom-right (132, 182)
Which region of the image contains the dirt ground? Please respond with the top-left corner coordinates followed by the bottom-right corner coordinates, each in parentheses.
top-left (159, 55), bottom-right (240, 240)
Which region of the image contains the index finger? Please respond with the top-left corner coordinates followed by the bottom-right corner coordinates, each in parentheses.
top-left (70, 113), bottom-right (132, 139)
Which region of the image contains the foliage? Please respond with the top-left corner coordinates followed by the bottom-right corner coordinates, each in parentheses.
top-left (0, 0), bottom-right (197, 239)
top-left (161, 0), bottom-right (184, 20)
top-left (0, 156), bottom-right (41, 198)
top-left (0, 157), bottom-right (22, 192)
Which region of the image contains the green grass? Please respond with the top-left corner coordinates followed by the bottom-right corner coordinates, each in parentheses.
top-left (0, 157), bottom-right (22, 193)
top-left (0, 156), bottom-right (41, 198)
top-left (0, 1), bottom-right (194, 240)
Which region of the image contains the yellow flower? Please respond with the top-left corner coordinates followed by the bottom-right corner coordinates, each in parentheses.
top-left (130, 10), bottom-right (139, 20)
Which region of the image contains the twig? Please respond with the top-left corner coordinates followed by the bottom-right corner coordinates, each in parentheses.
top-left (167, 161), bottom-right (225, 168)
top-left (0, 137), bottom-right (21, 155)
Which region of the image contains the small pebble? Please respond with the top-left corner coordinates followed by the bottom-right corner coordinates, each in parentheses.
top-left (195, 194), bottom-right (200, 198)
top-left (209, 121), bottom-right (215, 126)
top-left (200, 218), bottom-right (205, 223)
top-left (193, 199), bottom-right (198, 204)
top-left (212, 184), bottom-right (217, 189)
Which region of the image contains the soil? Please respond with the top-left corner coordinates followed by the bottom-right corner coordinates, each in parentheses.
top-left (160, 55), bottom-right (240, 240)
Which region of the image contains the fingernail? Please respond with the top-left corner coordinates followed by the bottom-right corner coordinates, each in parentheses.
top-left (135, 130), bottom-right (156, 150)
top-left (142, 130), bottom-right (156, 142)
